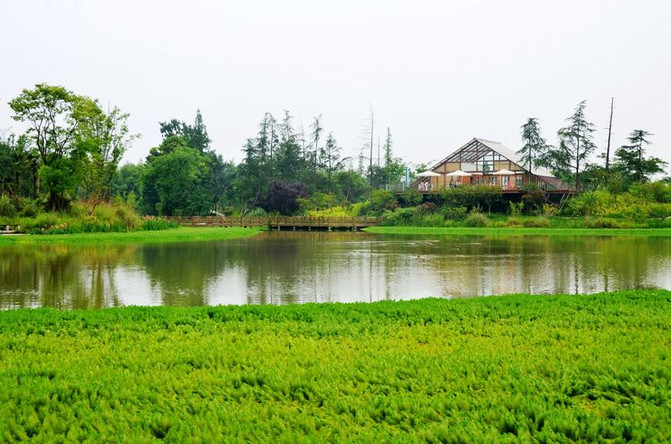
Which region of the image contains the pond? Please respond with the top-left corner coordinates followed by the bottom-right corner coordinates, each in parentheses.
top-left (1, 232), bottom-right (670, 309)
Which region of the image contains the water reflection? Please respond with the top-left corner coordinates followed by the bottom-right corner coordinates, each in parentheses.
top-left (1, 232), bottom-right (670, 309)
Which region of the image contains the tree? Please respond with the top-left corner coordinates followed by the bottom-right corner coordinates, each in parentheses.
top-left (111, 163), bottom-right (145, 200)
top-left (320, 132), bottom-right (344, 193)
top-left (142, 146), bottom-right (212, 216)
top-left (614, 130), bottom-right (666, 185)
top-left (158, 110), bottom-right (211, 152)
top-left (381, 128), bottom-right (405, 190)
top-left (9, 83), bottom-right (103, 210)
top-left (186, 109), bottom-right (211, 152)
top-left (550, 100), bottom-right (596, 190)
top-left (310, 114), bottom-right (324, 173)
top-left (0, 134), bottom-right (33, 198)
top-left (78, 107), bottom-right (137, 211)
top-left (259, 180), bottom-right (307, 215)
top-left (517, 118), bottom-right (548, 176)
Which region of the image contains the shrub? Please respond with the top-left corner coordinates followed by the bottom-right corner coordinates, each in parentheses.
top-left (442, 206), bottom-right (468, 221)
top-left (585, 217), bottom-right (622, 229)
top-left (522, 189), bottom-right (547, 213)
top-left (463, 212), bottom-right (489, 227)
top-left (381, 207), bottom-right (417, 226)
top-left (421, 213), bottom-right (446, 227)
top-left (370, 190), bottom-right (397, 212)
top-left (417, 202), bottom-right (436, 213)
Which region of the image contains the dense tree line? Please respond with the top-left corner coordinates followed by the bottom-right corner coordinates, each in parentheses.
top-left (3, 84), bottom-right (667, 219)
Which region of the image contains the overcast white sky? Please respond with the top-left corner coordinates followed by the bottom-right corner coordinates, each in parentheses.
top-left (1, 0), bottom-right (670, 171)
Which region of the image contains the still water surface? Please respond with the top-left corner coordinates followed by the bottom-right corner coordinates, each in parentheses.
top-left (1, 232), bottom-right (670, 309)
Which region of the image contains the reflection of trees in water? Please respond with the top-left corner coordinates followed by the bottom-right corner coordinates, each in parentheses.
top-left (137, 242), bottom-right (245, 306)
top-left (242, 232), bottom-right (410, 304)
top-left (2, 234), bottom-right (670, 309)
top-left (422, 236), bottom-right (671, 296)
top-left (0, 244), bottom-right (137, 309)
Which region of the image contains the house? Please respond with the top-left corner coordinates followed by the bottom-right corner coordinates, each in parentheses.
top-left (415, 138), bottom-right (570, 192)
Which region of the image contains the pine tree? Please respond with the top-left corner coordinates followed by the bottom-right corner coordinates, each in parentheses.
top-left (517, 118), bottom-right (548, 176)
top-left (614, 130), bottom-right (666, 184)
top-left (554, 100), bottom-right (596, 190)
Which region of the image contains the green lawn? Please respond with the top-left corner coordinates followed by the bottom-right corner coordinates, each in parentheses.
top-left (365, 226), bottom-right (671, 236)
top-left (0, 290), bottom-right (669, 442)
top-left (0, 226), bottom-right (262, 245)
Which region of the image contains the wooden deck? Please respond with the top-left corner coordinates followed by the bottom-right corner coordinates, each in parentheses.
top-left (168, 216), bottom-right (381, 230)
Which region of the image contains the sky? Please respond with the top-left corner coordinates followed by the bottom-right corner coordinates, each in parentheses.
top-left (1, 0), bottom-right (670, 172)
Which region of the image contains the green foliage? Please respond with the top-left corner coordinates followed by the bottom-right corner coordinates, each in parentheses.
top-left (9, 84), bottom-right (108, 211)
top-left (369, 189), bottom-right (397, 212)
top-left (298, 192), bottom-right (339, 212)
top-left (142, 146), bottom-right (212, 216)
top-left (259, 181), bottom-right (308, 215)
top-left (463, 212), bottom-right (490, 227)
top-left (562, 188), bottom-right (671, 223)
top-left (614, 130), bottom-right (666, 185)
top-left (437, 185), bottom-right (503, 212)
top-left (442, 206), bottom-right (468, 221)
top-left (0, 291), bottom-right (669, 441)
top-left (517, 117), bottom-right (549, 174)
top-left (141, 216), bottom-right (180, 231)
top-left (0, 194), bottom-right (16, 217)
top-left (543, 100), bottom-right (596, 190)
top-left (397, 189), bottom-right (422, 207)
top-left (584, 217), bottom-right (624, 229)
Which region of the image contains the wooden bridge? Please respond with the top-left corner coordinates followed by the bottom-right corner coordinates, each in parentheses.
top-left (168, 216), bottom-right (381, 231)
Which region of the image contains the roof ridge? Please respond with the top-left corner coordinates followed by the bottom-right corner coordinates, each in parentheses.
top-left (474, 137), bottom-right (501, 144)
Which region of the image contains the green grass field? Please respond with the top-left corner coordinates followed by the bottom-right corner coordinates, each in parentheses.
top-left (0, 290), bottom-right (669, 442)
top-left (365, 226), bottom-right (671, 236)
top-left (0, 226), bottom-right (262, 245)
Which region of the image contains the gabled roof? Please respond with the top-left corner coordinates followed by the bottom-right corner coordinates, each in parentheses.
top-left (430, 137), bottom-right (554, 177)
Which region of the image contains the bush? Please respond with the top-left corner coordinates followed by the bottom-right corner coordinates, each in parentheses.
top-left (584, 217), bottom-right (623, 229)
top-left (463, 212), bottom-right (489, 227)
top-left (370, 189), bottom-right (397, 212)
top-left (442, 206), bottom-right (468, 221)
top-left (381, 207), bottom-right (417, 226)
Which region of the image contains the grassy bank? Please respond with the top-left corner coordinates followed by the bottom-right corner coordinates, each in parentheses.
top-left (1, 290), bottom-right (669, 442)
top-left (0, 226), bottom-right (262, 245)
top-left (365, 226), bottom-right (671, 236)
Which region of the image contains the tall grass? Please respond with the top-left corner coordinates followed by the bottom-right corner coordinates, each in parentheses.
top-left (0, 201), bottom-right (178, 235)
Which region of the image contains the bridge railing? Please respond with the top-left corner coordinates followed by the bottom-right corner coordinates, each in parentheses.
top-left (167, 216), bottom-right (381, 227)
